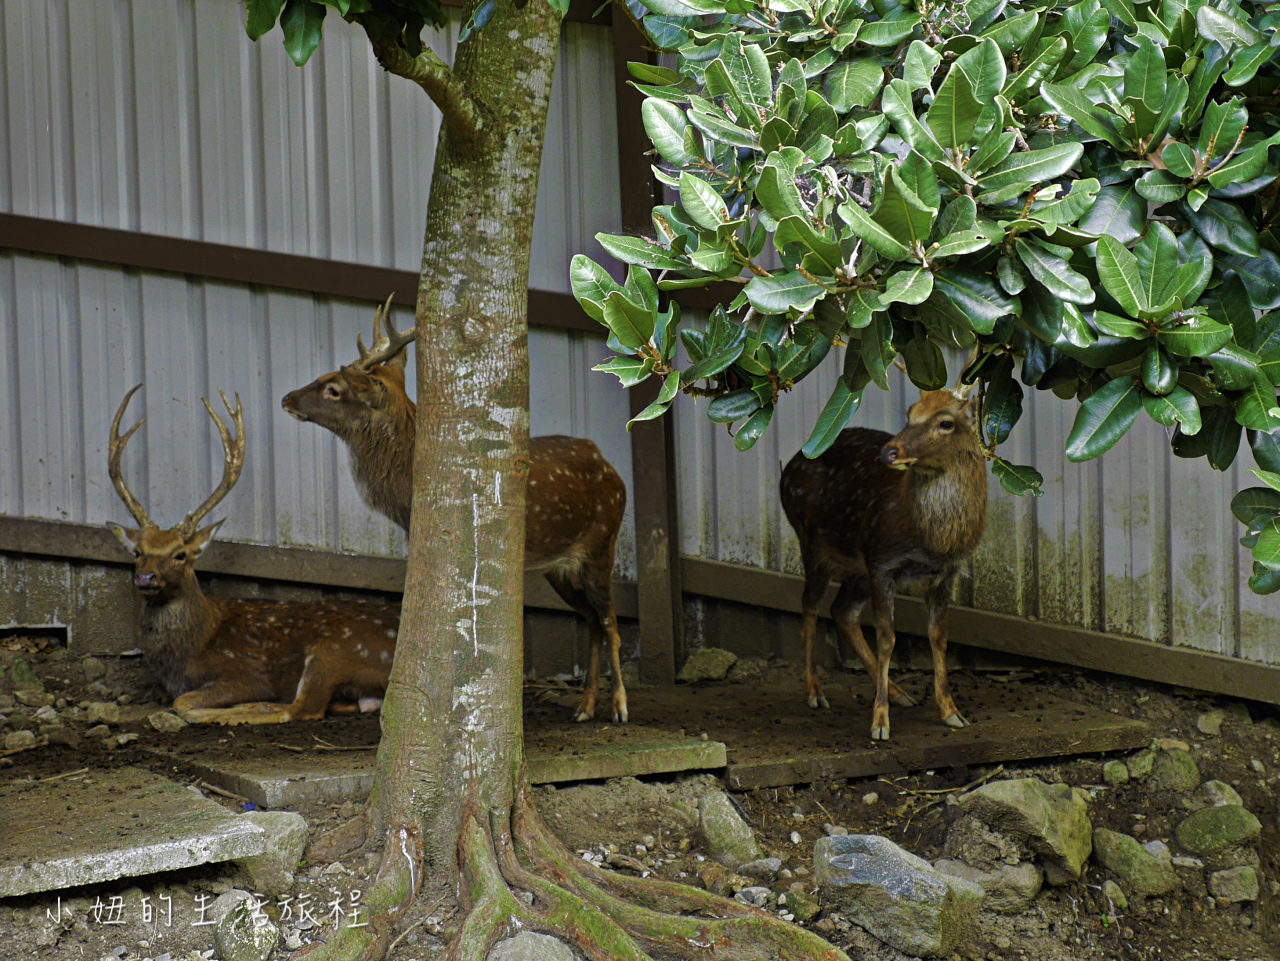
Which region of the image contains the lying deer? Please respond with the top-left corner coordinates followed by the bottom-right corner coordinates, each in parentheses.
top-left (780, 386), bottom-right (988, 740)
top-left (107, 385), bottom-right (399, 724)
top-left (282, 298), bottom-right (630, 723)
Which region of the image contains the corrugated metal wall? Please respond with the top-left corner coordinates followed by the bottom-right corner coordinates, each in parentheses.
top-left (0, 0), bottom-right (633, 573)
top-left (673, 319), bottom-right (1280, 667)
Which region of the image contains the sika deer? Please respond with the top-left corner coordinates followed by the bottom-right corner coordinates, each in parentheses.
top-left (282, 298), bottom-right (630, 723)
top-left (780, 387), bottom-right (988, 741)
top-left (107, 384), bottom-right (400, 724)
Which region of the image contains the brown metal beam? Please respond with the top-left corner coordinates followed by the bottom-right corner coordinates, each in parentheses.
top-left (0, 213), bottom-right (600, 334)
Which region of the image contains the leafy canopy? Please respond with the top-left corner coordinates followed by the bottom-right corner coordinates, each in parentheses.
top-left (571, 0), bottom-right (1280, 591)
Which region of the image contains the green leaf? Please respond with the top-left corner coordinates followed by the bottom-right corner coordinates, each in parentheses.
top-left (1223, 42), bottom-right (1277, 87)
top-left (1003, 37), bottom-right (1068, 105)
top-left (681, 327), bottom-right (747, 384)
top-left (1135, 169), bottom-right (1186, 204)
top-left (1015, 239), bottom-right (1094, 305)
top-left (688, 103), bottom-right (760, 148)
top-left (1066, 376), bottom-right (1143, 461)
top-left (1195, 6), bottom-right (1261, 49)
top-left (743, 271), bottom-right (827, 314)
top-left (881, 79), bottom-right (945, 163)
top-left (861, 312), bottom-right (895, 389)
top-left (1143, 385), bottom-right (1201, 433)
top-left (597, 234), bottom-right (686, 270)
top-left (756, 156), bottom-right (806, 220)
top-left (1248, 563), bottom-right (1280, 593)
top-left (1207, 342), bottom-right (1259, 391)
top-left (825, 58), bottom-right (884, 113)
top-left (1095, 235), bottom-right (1145, 315)
top-left (1040, 83), bottom-right (1126, 149)
top-left (931, 229), bottom-right (989, 259)
top-left (643, 99), bottom-right (695, 166)
top-left (992, 458), bottom-right (1045, 496)
top-left (1159, 315), bottom-right (1233, 358)
top-left (679, 172), bottom-right (728, 232)
top-left (872, 165), bottom-right (937, 245)
top-left (929, 269), bottom-right (1019, 336)
top-left (838, 201), bottom-right (911, 261)
top-left (774, 216), bottom-right (842, 272)
top-left (880, 267), bottom-right (934, 306)
top-left (1207, 138), bottom-right (1276, 190)
top-left (1078, 184), bottom-right (1146, 244)
top-left (903, 41), bottom-right (942, 91)
top-left (1197, 98), bottom-right (1247, 161)
top-left (570, 255), bottom-right (624, 323)
top-left (901, 336), bottom-right (947, 390)
top-left (1162, 142), bottom-right (1197, 179)
top-left (602, 290), bottom-right (656, 350)
top-left (594, 355), bottom-right (654, 387)
top-left (1231, 486), bottom-right (1280, 524)
top-left (1249, 469), bottom-right (1280, 494)
top-left (628, 62), bottom-right (682, 85)
top-left (1029, 177), bottom-right (1100, 224)
top-left (280, 0), bottom-right (326, 66)
top-left (1124, 36), bottom-right (1166, 112)
top-left (978, 143), bottom-right (1083, 191)
top-left (1093, 311), bottom-right (1148, 340)
top-left (983, 355), bottom-right (1024, 444)
top-left (857, 9), bottom-right (921, 46)
top-left (802, 379), bottom-right (863, 458)
top-left (625, 371), bottom-right (680, 430)
top-left (1132, 222), bottom-right (1179, 312)
top-left (1253, 516), bottom-right (1280, 570)
top-left (1220, 251), bottom-right (1280, 312)
top-left (1235, 375), bottom-right (1280, 432)
top-left (246, 0), bottom-right (286, 40)
top-left (1142, 342), bottom-right (1178, 395)
top-left (928, 60), bottom-right (983, 150)
top-left (734, 403), bottom-right (774, 451)
top-left (1183, 198), bottom-right (1261, 258)
top-left (706, 386), bottom-right (763, 423)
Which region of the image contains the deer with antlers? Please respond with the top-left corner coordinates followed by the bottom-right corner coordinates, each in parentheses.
top-left (282, 297), bottom-right (631, 723)
top-left (780, 383), bottom-right (988, 741)
top-left (107, 384), bottom-right (399, 724)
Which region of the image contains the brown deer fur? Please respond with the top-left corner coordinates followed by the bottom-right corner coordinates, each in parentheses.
top-left (282, 313), bottom-right (630, 723)
top-left (108, 385), bottom-right (399, 724)
top-left (780, 389), bottom-right (988, 740)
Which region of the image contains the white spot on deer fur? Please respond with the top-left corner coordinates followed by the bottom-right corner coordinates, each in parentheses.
top-left (385, 628), bottom-right (396, 638)
top-left (380, 651), bottom-right (390, 662)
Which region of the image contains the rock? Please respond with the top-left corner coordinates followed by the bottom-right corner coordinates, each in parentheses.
top-left (9, 658), bottom-right (42, 692)
top-left (678, 648), bottom-right (738, 683)
top-left (283, 929), bottom-right (303, 950)
top-left (699, 791), bottom-right (762, 867)
top-left (1150, 749), bottom-right (1200, 794)
top-left (739, 857), bottom-right (782, 878)
top-left (81, 657), bottom-right (107, 682)
top-left (1155, 737), bottom-right (1190, 752)
top-left (84, 724), bottom-right (111, 738)
top-left (3, 729), bottom-right (36, 751)
top-left (1102, 879), bottom-right (1128, 912)
top-left (1126, 748), bottom-right (1155, 781)
top-left (1092, 830), bottom-right (1178, 897)
top-left (1141, 840), bottom-right (1172, 862)
top-left (148, 712), bottom-right (187, 733)
top-left (862, 792), bottom-right (879, 805)
top-left (1198, 780), bottom-right (1243, 808)
top-left (1196, 711), bottom-right (1225, 737)
top-left (1103, 761), bottom-right (1129, 786)
top-left (734, 885), bottom-right (771, 907)
top-left (698, 863), bottom-right (751, 896)
top-left (1208, 866), bottom-right (1259, 903)
top-left (487, 931), bottom-right (576, 961)
top-left (236, 811), bottom-right (308, 896)
top-left (941, 814), bottom-right (1029, 871)
top-left (815, 834), bottom-right (983, 958)
top-left (214, 897), bottom-right (278, 961)
top-left (957, 778), bottom-right (1092, 885)
top-left (824, 824), bottom-right (849, 837)
top-left (1251, 759), bottom-right (1266, 774)
top-left (16, 690), bottom-right (54, 707)
top-left (1175, 806), bottom-right (1262, 855)
top-left (211, 890), bottom-right (255, 923)
top-left (44, 727), bottom-right (81, 750)
top-left (933, 859), bottom-right (1042, 914)
top-left (726, 657), bottom-right (766, 683)
top-left (85, 702), bottom-right (120, 725)
top-left (1172, 856), bottom-right (1204, 869)
top-left (33, 705), bottom-right (58, 722)
top-left (1228, 702), bottom-right (1252, 724)
top-left (787, 888), bottom-right (822, 922)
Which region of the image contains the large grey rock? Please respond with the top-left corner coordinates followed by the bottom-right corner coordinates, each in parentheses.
top-left (1091, 829), bottom-right (1179, 897)
top-left (1103, 761), bottom-right (1129, 786)
top-left (1150, 749), bottom-right (1200, 793)
top-left (488, 931), bottom-right (576, 961)
top-left (1176, 806), bottom-right (1262, 855)
top-left (957, 778), bottom-right (1092, 885)
top-left (1209, 866), bottom-right (1259, 902)
top-left (85, 702), bottom-right (120, 725)
top-left (211, 889), bottom-right (255, 922)
top-left (1198, 780), bottom-right (1243, 808)
top-left (933, 859), bottom-right (1042, 914)
top-left (815, 835), bottom-right (983, 958)
top-left (678, 648), bottom-right (738, 683)
top-left (214, 896), bottom-right (279, 961)
top-left (699, 791), bottom-right (762, 867)
top-left (81, 657), bottom-right (107, 682)
top-left (236, 811), bottom-right (308, 896)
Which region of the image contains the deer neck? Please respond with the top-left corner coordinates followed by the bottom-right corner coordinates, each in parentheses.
top-left (906, 449), bottom-right (988, 558)
top-left (137, 575), bottom-right (221, 695)
top-left (343, 402), bottom-right (415, 532)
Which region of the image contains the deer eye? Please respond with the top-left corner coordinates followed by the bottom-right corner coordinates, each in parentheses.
top-left (174, 551), bottom-right (187, 562)
top-left (323, 385), bottom-right (342, 399)
top-left (132, 549), bottom-right (141, 558)
top-left (939, 419), bottom-right (955, 431)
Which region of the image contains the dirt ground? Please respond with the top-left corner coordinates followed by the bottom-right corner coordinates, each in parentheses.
top-left (0, 638), bottom-right (1277, 961)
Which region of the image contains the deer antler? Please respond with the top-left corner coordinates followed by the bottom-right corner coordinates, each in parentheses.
top-left (951, 344), bottom-right (982, 400)
top-left (108, 384), bottom-right (154, 529)
top-left (178, 390), bottom-right (246, 538)
top-left (352, 294), bottom-right (415, 372)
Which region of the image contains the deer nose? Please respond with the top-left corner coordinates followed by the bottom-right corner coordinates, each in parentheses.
top-left (135, 571), bottom-right (157, 589)
top-left (880, 444), bottom-right (900, 467)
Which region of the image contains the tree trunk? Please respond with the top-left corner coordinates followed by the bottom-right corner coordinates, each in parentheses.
top-left (374, 0), bottom-right (560, 890)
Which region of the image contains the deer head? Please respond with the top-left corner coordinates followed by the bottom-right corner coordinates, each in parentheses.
top-left (107, 384), bottom-right (246, 600)
top-left (281, 294), bottom-right (415, 436)
top-left (880, 378), bottom-right (980, 474)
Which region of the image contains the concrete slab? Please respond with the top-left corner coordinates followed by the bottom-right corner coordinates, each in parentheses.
top-left (527, 735), bottom-right (727, 784)
top-left (0, 767), bottom-right (265, 898)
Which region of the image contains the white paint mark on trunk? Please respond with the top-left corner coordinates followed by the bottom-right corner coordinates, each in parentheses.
top-left (495, 471), bottom-right (502, 507)
top-left (399, 827), bottom-right (417, 895)
top-left (471, 492), bottom-right (481, 656)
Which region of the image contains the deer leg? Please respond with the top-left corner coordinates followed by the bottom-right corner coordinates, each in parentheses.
top-left (545, 569), bottom-right (608, 723)
top-left (832, 578), bottom-right (915, 708)
top-left (926, 580), bottom-right (967, 729)
top-left (172, 679), bottom-right (273, 714)
top-left (868, 572), bottom-right (897, 741)
top-left (579, 562), bottom-right (628, 723)
top-left (801, 567), bottom-right (831, 708)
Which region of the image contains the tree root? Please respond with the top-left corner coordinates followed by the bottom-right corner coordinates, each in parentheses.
top-left (299, 776), bottom-right (850, 961)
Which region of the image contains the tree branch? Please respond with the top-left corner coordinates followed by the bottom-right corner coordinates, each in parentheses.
top-left (373, 42), bottom-right (488, 145)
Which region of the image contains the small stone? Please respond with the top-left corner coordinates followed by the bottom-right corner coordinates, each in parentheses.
top-left (33, 705), bottom-right (58, 722)
top-left (15, 690), bottom-right (54, 708)
top-left (1150, 749), bottom-right (1200, 794)
top-left (116, 694), bottom-right (132, 705)
top-left (825, 824), bottom-right (849, 837)
top-left (726, 657), bottom-right (767, 684)
top-left (9, 658), bottom-right (42, 692)
top-left (697, 863), bottom-right (751, 897)
top-left (3, 729), bottom-right (36, 751)
top-left (148, 712), bottom-right (187, 733)
top-left (1176, 806), bottom-right (1262, 855)
top-left (1198, 780), bottom-right (1243, 808)
top-left (1141, 840), bottom-right (1172, 862)
top-left (1126, 749), bottom-right (1156, 781)
top-left (698, 791), bottom-right (762, 867)
top-left (790, 831), bottom-right (802, 844)
top-left (1250, 759), bottom-right (1266, 774)
top-left (283, 931), bottom-right (302, 951)
top-left (1228, 702), bottom-right (1252, 724)
top-left (0, 694), bottom-right (12, 709)
top-left (1208, 866), bottom-right (1259, 903)
top-left (86, 702), bottom-right (120, 725)
top-left (734, 885), bottom-right (771, 907)
top-left (933, 860), bottom-right (1042, 914)
top-left (81, 657), bottom-right (107, 682)
top-left (214, 897), bottom-right (278, 961)
top-left (739, 857), bottom-right (782, 878)
top-left (1091, 829), bottom-right (1179, 897)
top-left (1103, 761), bottom-right (1129, 786)
top-left (1102, 879), bottom-right (1128, 912)
top-left (1172, 856), bottom-right (1204, 869)
top-left (236, 811), bottom-right (308, 896)
top-left (1196, 711), bottom-right (1225, 737)
top-left (862, 792), bottom-right (879, 805)
top-left (787, 888), bottom-right (822, 922)
top-left (1155, 737), bottom-right (1191, 752)
top-left (322, 861), bottom-right (348, 876)
top-left (113, 732), bottom-right (137, 746)
top-left (84, 724), bottom-right (111, 738)
top-left (487, 931), bottom-right (576, 961)
top-left (677, 648), bottom-right (738, 683)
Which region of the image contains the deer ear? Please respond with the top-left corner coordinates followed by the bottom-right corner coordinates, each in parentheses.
top-left (340, 365), bottom-right (374, 391)
top-left (187, 519), bottom-right (225, 556)
top-left (387, 346), bottom-right (409, 372)
top-left (108, 523), bottom-right (140, 551)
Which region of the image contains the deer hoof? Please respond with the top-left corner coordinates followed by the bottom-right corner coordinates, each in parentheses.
top-left (612, 710), bottom-right (628, 723)
top-left (870, 724), bottom-right (890, 741)
top-left (574, 710), bottom-right (593, 723)
top-left (808, 695), bottom-right (830, 709)
top-left (893, 692), bottom-right (917, 708)
top-left (944, 713), bottom-right (969, 728)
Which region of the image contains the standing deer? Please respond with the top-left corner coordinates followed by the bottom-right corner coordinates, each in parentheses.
top-left (282, 298), bottom-right (630, 723)
top-left (780, 387), bottom-right (988, 741)
top-left (107, 384), bottom-right (400, 724)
